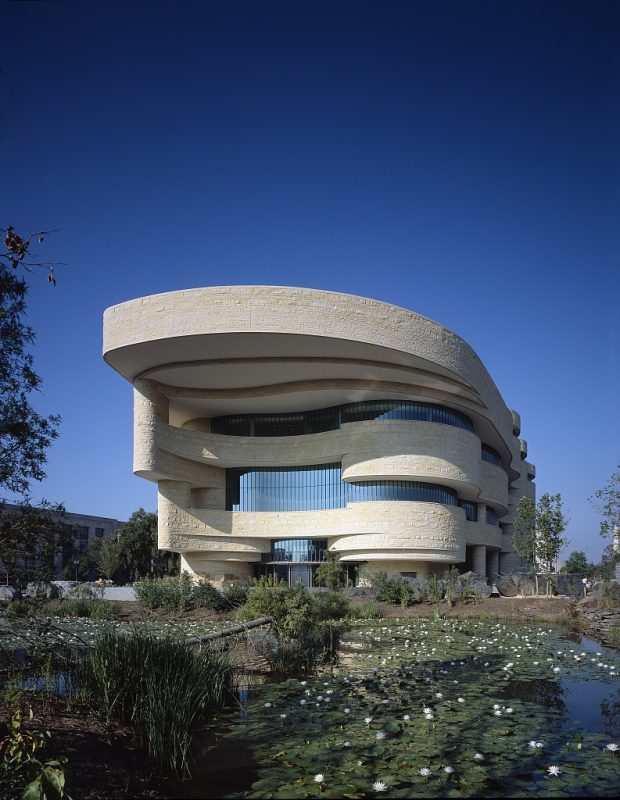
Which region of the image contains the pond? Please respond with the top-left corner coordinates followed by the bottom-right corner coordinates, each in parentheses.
top-left (188, 619), bottom-right (620, 799)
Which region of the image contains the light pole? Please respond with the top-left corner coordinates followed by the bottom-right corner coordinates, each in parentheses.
top-left (73, 558), bottom-right (79, 583)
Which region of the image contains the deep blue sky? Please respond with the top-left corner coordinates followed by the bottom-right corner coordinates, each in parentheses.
top-left (2, 0), bottom-right (618, 561)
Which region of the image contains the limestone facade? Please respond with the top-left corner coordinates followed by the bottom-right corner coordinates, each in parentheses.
top-left (103, 286), bottom-right (535, 584)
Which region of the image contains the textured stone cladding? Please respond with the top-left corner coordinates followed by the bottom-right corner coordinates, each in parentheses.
top-left (103, 286), bottom-right (534, 580)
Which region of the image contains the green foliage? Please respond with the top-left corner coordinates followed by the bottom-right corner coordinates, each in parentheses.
top-left (0, 707), bottom-right (70, 799)
top-left (134, 575), bottom-right (248, 613)
top-left (0, 501), bottom-right (71, 585)
top-left (134, 573), bottom-right (194, 612)
top-left (5, 599), bottom-right (34, 618)
top-left (599, 581), bottom-right (620, 610)
top-left (349, 599), bottom-right (383, 619)
top-left (237, 580), bottom-right (347, 673)
top-left (590, 463), bottom-right (620, 541)
top-left (76, 631), bottom-right (232, 778)
top-left (594, 543), bottom-right (620, 580)
top-left (94, 536), bottom-right (124, 582)
top-left (313, 591), bottom-right (350, 621)
top-left (512, 496), bottom-right (537, 571)
top-left (0, 249), bottom-right (60, 497)
top-left (54, 598), bottom-right (117, 620)
top-left (561, 550), bottom-right (595, 577)
top-left (314, 550), bottom-right (344, 590)
top-left (217, 582), bottom-right (249, 611)
top-left (513, 494), bottom-right (568, 586)
top-left (536, 492), bottom-right (568, 579)
top-left (191, 577), bottom-right (221, 609)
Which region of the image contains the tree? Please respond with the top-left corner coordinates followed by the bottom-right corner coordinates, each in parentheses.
top-left (511, 493), bottom-right (568, 594)
top-left (590, 464), bottom-right (620, 542)
top-left (114, 509), bottom-right (179, 582)
top-left (535, 493), bottom-right (568, 581)
top-left (0, 500), bottom-right (72, 583)
top-left (512, 497), bottom-right (537, 570)
top-left (95, 536), bottom-right (126, 582)
top-left (314, 550), bottom-right (344, 590)
top-left (594, 543), bottom-right (620, 581)
top-left (560, 550), bottom-right (594, 578)
top-left (1, 226), bottom-right (60, 495)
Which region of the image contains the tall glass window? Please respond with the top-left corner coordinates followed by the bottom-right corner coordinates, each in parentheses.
top-left (485, 507), bottom-right (498, 526)
top-left (226, 464), bottom-right (458, 511)
top-left (269, 539), bottom-right (327, 562)
top-left (481, 444), bottom-right (502, 467)
top-left (212, 400), bottom-right (473, 436)
top-left (458, 500), bottom-right (478, 521)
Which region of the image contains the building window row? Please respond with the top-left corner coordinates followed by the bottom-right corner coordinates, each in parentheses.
top-left (266, 539), bottom-right (328, 563)
top-left (226, 463), bottom-right (463, 512)
top-left (481, 444), bottom-right (502, 467)
top-left (212, 399), bottom-right (474, 437)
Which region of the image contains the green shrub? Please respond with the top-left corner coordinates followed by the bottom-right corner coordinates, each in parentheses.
top-left (314, 591), bottom-right (350, 621)
top-left (134, 574), bottom-right (194, 611)
top-left (236, 580), bottom-right (344, 673)
top-left (4, 599), bottom-right (33, 618)
top-left (349, 600), bottom-right (383, 619)
top-left (76, 631), bottom-right (232, 778)
top-left (191, 578), bottom-right (221, 609)
top-left (55, 598), bottom-right (117, 619)
top-left (600, 581), bottom-right (620, 610)
top-left (219, 582), bottom-right (249, 610)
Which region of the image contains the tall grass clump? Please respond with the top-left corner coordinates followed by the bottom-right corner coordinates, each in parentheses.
top-left (134, 573), bottom-right (194, 611)
top-left (55, 598), bottom-right (118, 619)
top-left (76, 630), bottom-right (233, 778)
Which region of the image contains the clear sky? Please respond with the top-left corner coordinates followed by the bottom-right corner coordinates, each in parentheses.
top-left (2, 0), bottom-right (618, 561)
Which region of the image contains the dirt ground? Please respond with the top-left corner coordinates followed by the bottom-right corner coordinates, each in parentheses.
top-left (0, 596), bottom-right (580, 799)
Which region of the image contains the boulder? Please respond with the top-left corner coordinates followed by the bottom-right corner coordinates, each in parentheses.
top-left (0, 586), bottom-right (19, 601)
top-left (23, 581), bottom-right (58, 600)
top-left (470, 578), bottom-right (491, 597)
top-left (496, 576), bottom-right (519, 597)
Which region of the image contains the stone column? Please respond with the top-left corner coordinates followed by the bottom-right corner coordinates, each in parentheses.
top-left (487, 549), bottom-right (499, 581)
top-left (472, 545), bottom-right (487, 577)
top-left (477, 502), bottom-right (487, 525)
top-left (157, 479), bottom-right (191, 550)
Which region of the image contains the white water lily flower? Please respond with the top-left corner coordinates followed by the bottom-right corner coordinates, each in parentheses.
top-left (423, 707), bottom-right (433, 714)
top-left (365, 717), bottom-right (373, 724)
top-left (419, 768), bottom-right (431, 777)
top-left (280, 713), bottom-right (287, 719)
top-left (605, 743), bottom-right (619, 752)
top-left (493, 704), bottom-right (501, 710)
top-left (493, 709), bottom-right (502, 716)
top-left (314, 773), bottom-right (324, 783)
top-left (443, 766), bottom-right (454, 774)
top-left (376, 731), bottom-right (386, 740)
top-left (425, 713), bottom-right (434, 720)
top-left (343, 741), bottom-right (351, 747)
top-left (547, 765), bottom-right (561, 776)
top-left (435, 692), bottom-right (443, 698)
top-left (458, 697), bottom-right (465, 703)
top-left (264, 702), bottom-right (272, 707)
top-left (403, 714), bottom-right (410, 721)
top-left (372, 781), bottom-right (387, 792)
top-left (474, 753), bottom-right (484, 761)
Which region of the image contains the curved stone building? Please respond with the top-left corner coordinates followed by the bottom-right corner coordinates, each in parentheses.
top-left (103, 286), bottom-right (535, 586)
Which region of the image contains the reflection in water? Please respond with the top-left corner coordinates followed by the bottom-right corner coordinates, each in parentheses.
top-left (498, 678), bottom-right (565, 710)
top-left (600, 688), bottom-right (620, 738)
top-left (562, 679), bottom-right (620, 736)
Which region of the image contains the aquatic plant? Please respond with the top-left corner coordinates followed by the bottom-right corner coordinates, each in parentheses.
top-left (76, 630), bottom-right (233, 777)
top-left (208, 619), bottom-right (620, 798)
